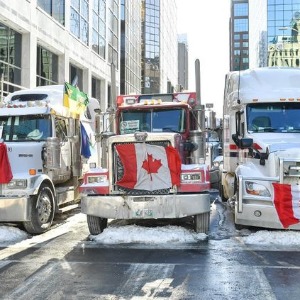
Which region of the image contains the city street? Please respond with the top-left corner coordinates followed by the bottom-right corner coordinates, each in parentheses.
top-left (1, 197), bottom-right (300, 300)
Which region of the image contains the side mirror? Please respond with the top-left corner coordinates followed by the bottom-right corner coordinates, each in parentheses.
top-left (232, 134), bottom-right (253, 149)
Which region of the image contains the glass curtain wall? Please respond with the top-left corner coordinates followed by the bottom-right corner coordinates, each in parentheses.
top-left (268, 0), bottom-right (300, 67)
top-left (142, 0), bottom-right (160, 94)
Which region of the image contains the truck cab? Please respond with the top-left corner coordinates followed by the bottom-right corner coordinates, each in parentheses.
top-left (0, 84), bottom-right (99, 234)
top-left (221, 67), bottom-right (300, 230)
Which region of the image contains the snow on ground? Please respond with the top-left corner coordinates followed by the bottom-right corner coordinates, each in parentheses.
top-left (1, 212), bottom-right (300, 247)
top-left (89, 225), bottom-right (207, 244)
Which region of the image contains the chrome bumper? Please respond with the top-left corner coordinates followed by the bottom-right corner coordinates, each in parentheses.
top-left (235, 202), bottom-right (300, 230)
top-left (0, 196), bottom-right (30, 222)
top-left (81, 193), bottom-right (211, 219)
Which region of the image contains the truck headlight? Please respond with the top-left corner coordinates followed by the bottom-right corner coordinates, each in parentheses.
top-left (245, 181), bottom-right (271, 197)
top-left (7, 179), bottom-right (27, 189)
top-left (88, 175), bottom-right (107, 184)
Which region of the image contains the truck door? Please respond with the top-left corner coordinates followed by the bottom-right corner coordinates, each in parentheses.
top-left (55, 118), bottom-right (72, 179)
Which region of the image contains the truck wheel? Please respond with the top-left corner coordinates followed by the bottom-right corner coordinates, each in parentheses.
top-left (87, 215), bottom-right (108, 235)
top-left (23, 184), bottom-right (55, 234)
top-left (194, 212), bottom-right (210, 234)
top-left (219, 183), bottom-right (228, 202)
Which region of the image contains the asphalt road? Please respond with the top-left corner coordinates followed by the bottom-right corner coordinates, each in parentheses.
top-left (0, 198), bottom-right (300, 300)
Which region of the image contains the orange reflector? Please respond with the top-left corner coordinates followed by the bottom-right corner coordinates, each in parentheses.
top-left (29, 169), bottom-right (36, 175)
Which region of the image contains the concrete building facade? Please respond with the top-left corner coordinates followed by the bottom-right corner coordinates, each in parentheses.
top-left (0, 0), bottom-right (122, 112)
top-left (0, 0), bottom-right (179, 107)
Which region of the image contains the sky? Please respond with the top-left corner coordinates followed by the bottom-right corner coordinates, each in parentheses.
top-left (1, 212), bottom-right (300, 248)
top-left (176, 0), bottom-right (231, 117)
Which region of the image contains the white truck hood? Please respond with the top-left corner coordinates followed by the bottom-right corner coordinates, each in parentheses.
top-left (251, 132), bottom-right (300, 153)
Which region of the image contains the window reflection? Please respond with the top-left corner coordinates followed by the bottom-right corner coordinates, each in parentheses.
top-left (36, 45), bottom-right (58, 86)
top-left (70, 0), bottom-right (89, 45)
top-left (0, 23), bottom-right (22, 94)
top-left (37, 0), bottom-right (65, 25)
top-left (267, 1), bottom-right (300, 67)
top-left (92, 0), bottom-right (106, 58)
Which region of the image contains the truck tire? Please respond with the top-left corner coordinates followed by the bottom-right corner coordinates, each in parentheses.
top-left (87, 215), bottom-right (108, 235)
top-left (23, 184), bottom-right (55, 234)
top-left (219, 183), bottom-right (228, 202)
top-left (194, 212), bottom-right (210, 234)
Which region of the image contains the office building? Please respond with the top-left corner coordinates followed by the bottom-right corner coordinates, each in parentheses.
top-left (230, 0), bottom-right (249, 71)
top-left (141, 0), bottom-right (177, 94)
top-left (177, 34), bottom-right (188, 91)
top-left (266, 0), bottom-right (300, 68)
top-left (120, 0), bottom-right (141, 95)
top-left (231, 0), bottom-right (300, 69)
top-left (0, 0), bottom-right (119, 111)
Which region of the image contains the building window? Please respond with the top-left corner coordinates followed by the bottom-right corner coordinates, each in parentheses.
top-left (92, 76), bottom-right (101, 100)
top-left (36, 46), bottom-right (58, 86)
top-left (69, 64), bottom-right (83, 90)
top-left (0, 23), bottom-right (22, 93)
top-left (108, 0), bottom-right (119, 68)
top-left (37, 0), bottom-right (65, 25)
top-left (234, 18), bottom-right (249, 32)
top-left (234, 3), bottom-right (248, 17)
top-left (92, 0), bottom-right (106, 58)
top-left (70, 0), bottom-right (89, 45)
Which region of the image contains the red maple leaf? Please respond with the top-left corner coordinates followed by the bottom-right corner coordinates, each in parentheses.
top-left (142, 153), bottom-right (162, 174)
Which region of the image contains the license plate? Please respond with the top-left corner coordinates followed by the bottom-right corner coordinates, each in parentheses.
top-left (134, 209), bottom-right (153, 218)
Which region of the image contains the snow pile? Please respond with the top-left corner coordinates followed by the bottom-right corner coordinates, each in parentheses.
top-left (242, 230), bottom-right (300, 246)
top-left (90, 225), bottom-right (207, 244)
top-left (0, 225), bottom-right (28, 245)
top-left (1, 215), bottom-right (300, 247)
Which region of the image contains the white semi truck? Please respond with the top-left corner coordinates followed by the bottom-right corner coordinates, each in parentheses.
top-left (220, 67), bottom-right (300, 230)
top-left (0, 84), bottom-right (100, 234)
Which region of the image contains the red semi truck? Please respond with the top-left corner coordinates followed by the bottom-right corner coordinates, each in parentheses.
top-left (80, 92), bottom-right (212, 234)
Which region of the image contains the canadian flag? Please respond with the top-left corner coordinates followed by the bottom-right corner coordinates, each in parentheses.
top-left (115, 143), bottom-right (181, 191)
top-left (0, 142), bottom-right (13, 184)
top-left (272, 183), bottom-right (300, 228)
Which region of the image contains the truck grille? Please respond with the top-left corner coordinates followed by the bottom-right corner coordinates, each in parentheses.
top-left (280, 158), bottom-right (300, 184)
top-left (113, 141), bottom-right (171, 195)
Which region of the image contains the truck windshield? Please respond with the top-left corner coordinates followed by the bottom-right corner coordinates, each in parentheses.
top-left (247, 102), bottom-right (300, 133)
top-left (0, 115), bottom-right (51, 141)
top-left (119, 108), bottom-right (186, 134)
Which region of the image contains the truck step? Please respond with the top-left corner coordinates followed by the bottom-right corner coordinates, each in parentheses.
top-left (57, 203), bottom-right (79, 214)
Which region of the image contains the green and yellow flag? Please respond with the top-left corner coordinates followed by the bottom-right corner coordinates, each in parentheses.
top-left (63, 82), bottom-right (89, 116)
